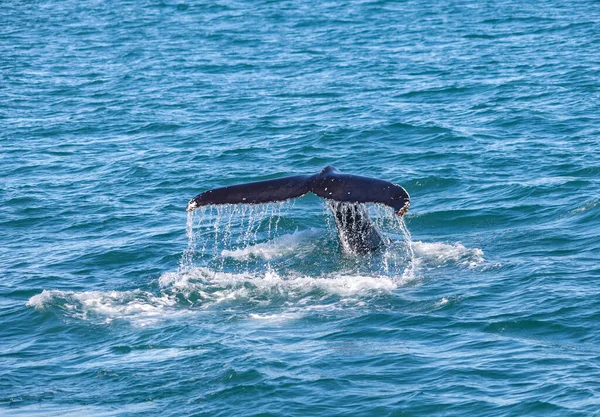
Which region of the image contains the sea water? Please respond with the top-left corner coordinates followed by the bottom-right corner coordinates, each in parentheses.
top-left (2, 0), bottom-right (600, 415)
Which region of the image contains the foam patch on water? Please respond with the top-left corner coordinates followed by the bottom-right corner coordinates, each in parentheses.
top-left (27, 234), bottom-right (482, 326)
top-left (248, 312), bottom-right (303, 321)
top-left (27, 267), bottom-right (411, 325)
top-left (221, 229), bottom-right (321, 260)
top-left (159, 267), bottom-right (403, 302)
top-left (411, 241), bottom-right (484, 268)
top-left (26, 289), bottom-right (181, 326)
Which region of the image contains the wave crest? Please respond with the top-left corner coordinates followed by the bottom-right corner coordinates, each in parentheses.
top-left (26, 289), bottom-right (180, 326)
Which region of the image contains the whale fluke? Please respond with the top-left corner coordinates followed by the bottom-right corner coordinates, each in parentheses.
top-left (186, 166), bottom-right (410, 215)
top-left (186, 174), bottom-right (313, 211)
top-left (186, 166), bottom-right (410, 253)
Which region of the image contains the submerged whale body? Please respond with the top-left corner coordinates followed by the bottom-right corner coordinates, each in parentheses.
top-left (186, 166), bottom-right (410, 253)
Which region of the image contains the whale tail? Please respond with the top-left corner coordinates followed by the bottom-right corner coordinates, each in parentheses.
top-left (186, 166), bottom-right (410, 215)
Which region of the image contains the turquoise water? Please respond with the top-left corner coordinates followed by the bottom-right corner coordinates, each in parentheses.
top-left (2, 0), bottom-right (600, 415)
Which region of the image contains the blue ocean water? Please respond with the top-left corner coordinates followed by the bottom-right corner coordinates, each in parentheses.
top-left (2, 0), bottom-right (600, 415)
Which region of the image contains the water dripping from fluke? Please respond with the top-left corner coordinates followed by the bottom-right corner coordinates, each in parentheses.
top-left (178, 201), bottom-right (417, 282)
top-left (179, 210), bottom-right (196, 272)
top-left (396, 215), bottom-right (417, 281)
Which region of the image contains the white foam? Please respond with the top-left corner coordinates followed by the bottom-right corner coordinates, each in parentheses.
top-left (435, 297), bottom-right (449, 308)
top-left (221, 229), bottom-right (321, 260)
top-left (411, 241), bottom-right (484, 268)
top-left (159, 266), bottom-right (404, 304)
top-left (27, 237), bottom-right (482, 326)
top-left (26, 289), bottom-right (181, 326)
top-left (27, 264), bottom-right (413, 326)
top-left (248, 312), bottom-right (302, 321)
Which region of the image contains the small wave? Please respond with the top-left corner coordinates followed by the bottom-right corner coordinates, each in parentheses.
top-left (412, 241), bottom-right (484, 268)
top-left (26, 289), bottom-right (181, 326)
top-left (570, 198), bottom-right (600, 215)
top-left (248, 312), bottom-right (303, 321)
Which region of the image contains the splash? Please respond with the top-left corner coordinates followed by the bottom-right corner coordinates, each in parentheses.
top-left (26, 202), bottom-right (485, 326)
top-left (180, 202), bottom-right (298, 266)
top-left (26, 267), bottom-right (409, 326)
top-left (159, 267), bottom-right (402, 302)
top-left (180, 201), bottom-right (418, 279)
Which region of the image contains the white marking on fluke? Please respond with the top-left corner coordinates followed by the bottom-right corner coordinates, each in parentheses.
top-left (186, 199), bottom-right (198, 212)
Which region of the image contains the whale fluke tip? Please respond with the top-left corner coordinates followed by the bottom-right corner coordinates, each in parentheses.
top-left (396, 201), bottom-right (410, 216)
top-left (186, 199), bottom-right (198, 212)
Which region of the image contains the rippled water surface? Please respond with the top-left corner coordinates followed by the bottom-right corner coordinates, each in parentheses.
top-left (2, 0), bottom-right (600, 415)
